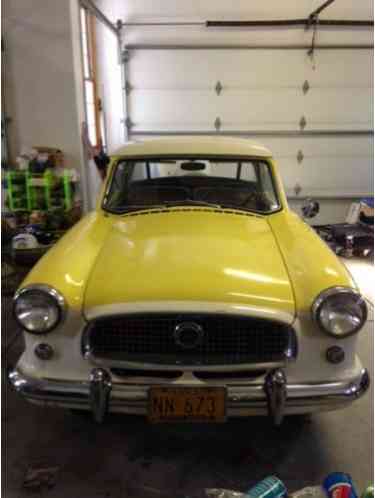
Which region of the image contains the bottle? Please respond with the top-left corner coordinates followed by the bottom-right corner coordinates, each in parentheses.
top-left (361, 487), bottom-right (374, 498)
top-left (245, 476), bottom-right (287, 498)
top-left (323, 472), bottom-right (357, 498)
top-left (292, 486), bottom-right (327, 498)
top-left (205, 477), bottom-right (287, 498)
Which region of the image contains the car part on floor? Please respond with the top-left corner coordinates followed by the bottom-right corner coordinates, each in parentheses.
top-left (315, 223), bottom-right (374, 258)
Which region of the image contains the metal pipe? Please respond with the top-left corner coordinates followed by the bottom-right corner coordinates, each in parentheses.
top-left (125, 44), bottom-right (373, 51)
top-left (79, 0), bottom-right (118, 35)
top-left (118, 28), bottom-right (130, 142)
top-left (309, 0), bottom-right (335, 22)
top-left (118, 18), bottom-right (373, 29)
top-left (309, 0), bottom-right (336, 19)
top-left (77, 3), bottom-right (93, 212)
top-left (206, 19), bottom-right (373, 28)
top-left (311, 19), bottom-right (373, 26)
top-left (130, 130), bottom-right (373, 138)
top-left (121, 21), bottom-right (205, 27)
top-left (117, 15), bottom-right (373, 29)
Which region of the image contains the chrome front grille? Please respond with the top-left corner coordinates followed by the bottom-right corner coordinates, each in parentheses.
top-left (83, 313), bottom-right (297, 367)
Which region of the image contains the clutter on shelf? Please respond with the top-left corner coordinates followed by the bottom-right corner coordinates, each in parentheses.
top-left (7, 205), bottom-right (82, 265)
top-left (3, 146), bottom-right (79, 212)
top-left (1, 146), bottom-right (82, 268)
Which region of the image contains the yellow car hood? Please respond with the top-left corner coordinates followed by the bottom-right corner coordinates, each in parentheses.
top-left (83, 209), bottom-right (295, 321)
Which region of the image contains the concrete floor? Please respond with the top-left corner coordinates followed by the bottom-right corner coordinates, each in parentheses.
top-left (3, 258), bottom-right (374, 497)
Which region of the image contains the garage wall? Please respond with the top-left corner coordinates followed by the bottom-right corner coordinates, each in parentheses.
top-left (94, 0), bottom-right (373, 224)
top-left (2, 1), bottom-right (82, 170)
top-left (94, 1), bottom-right (124, 154)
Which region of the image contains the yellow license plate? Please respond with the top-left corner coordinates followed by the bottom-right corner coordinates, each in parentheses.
top-left (149, 387), bottom-right (227, 423)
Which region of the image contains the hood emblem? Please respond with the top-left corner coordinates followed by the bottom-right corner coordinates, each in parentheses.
top-left (174, 322), bottom-right (204, 350)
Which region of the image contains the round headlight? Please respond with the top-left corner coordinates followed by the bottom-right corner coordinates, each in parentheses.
top-left (312, 287), bottom-right (367, 337)
top-left (13, 285), bottom-right (65, 334)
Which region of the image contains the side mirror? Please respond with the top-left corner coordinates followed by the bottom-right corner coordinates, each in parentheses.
top-left (94, 151), bottom-right (110, 180)
top-left (302, 198), bottom-right (320, 219)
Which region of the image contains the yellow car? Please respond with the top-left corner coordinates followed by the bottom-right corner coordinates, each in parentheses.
top-left (9, 137), bottom-right (370, 425)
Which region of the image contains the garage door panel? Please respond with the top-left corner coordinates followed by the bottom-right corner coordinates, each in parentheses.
top-left (130, 90), bottom-right (297, 129)
top-left (129, 89), bottom-right (372, 130)
top-left (129, 50), bottom-right (373, 89)
top-left (133, 134), bottom-right (373, 198)
top-left (126, 43), bottom-right (372, 200)
top-left (261, 136), bottom-right (374, 158)
top-left (279, 156), bottom-right (373, 195)
top-left (125, 27), bottom-right (373, 47)
top-left (129, 51), bottom-right (311, 88)
top-left (306, 51), bottom-right (373, 87)
top-left (133, 136), bottom-right (373, 160)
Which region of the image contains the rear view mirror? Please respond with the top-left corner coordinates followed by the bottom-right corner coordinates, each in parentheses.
top-left (180, 161), bottom-right (206, 171)
top-left (302, 198), bottom-right (320, 219)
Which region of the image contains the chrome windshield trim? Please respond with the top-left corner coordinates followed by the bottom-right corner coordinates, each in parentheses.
top-left (102, 155), bottom-right (282, 215)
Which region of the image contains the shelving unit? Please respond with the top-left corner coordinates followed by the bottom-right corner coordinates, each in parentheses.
top-left (5, 169), bottom-right (74, 212)
top-left (5, 171), bottom-right (28, 211)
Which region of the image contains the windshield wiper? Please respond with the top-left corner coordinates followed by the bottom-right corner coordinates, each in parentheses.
top-left (218, 203), bottom-right (265, 215)
top-left (105, 204), bottom-right (165, 214)
top-left (105, 202), bottom-right (268, 215)
top-left (162, 200), bottom-right (222, 208)
top-left (105, 200), bottom-right (222, 213)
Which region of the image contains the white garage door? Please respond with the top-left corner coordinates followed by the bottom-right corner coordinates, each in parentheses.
top-left (91, 0), bottom-right (373, 223)
top-left (124, 48), bottom-right (373, 206)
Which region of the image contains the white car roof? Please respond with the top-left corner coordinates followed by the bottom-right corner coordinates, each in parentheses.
top-left (112, 137), bottom-right (272, 158)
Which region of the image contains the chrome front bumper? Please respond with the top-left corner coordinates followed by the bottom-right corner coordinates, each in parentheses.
top-left (9, 367), bottom-right (370, 425)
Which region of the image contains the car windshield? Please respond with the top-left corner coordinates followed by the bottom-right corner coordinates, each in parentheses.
top-left (103, 157), bottom-right (280, 214)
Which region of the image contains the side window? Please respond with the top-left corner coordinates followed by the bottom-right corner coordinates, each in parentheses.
top-left (241, 163), bottom-right (257, 182)
top-left (259, 163), bottom-right (278, 207)
top-left (106, 162), bottom-right (131, 207)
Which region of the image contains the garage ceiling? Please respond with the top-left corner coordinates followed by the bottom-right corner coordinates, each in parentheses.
top-left (96, 0), bottom-right (373, 45)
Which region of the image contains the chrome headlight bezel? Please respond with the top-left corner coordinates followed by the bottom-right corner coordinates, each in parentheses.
top-left (13, 284), bottom-right (66, 334)
top-left (312, 286), bottom-right (367, 338)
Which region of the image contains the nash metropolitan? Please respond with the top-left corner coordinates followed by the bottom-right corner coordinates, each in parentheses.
top-left (9, 137), bottom-right (370, 425)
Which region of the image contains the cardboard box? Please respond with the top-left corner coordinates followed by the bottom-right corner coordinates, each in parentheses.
top-left (33, 147), bottom-right (64, 168)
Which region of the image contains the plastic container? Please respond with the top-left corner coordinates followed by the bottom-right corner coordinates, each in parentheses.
top-left (206, 477), bottom-right (287, 498)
